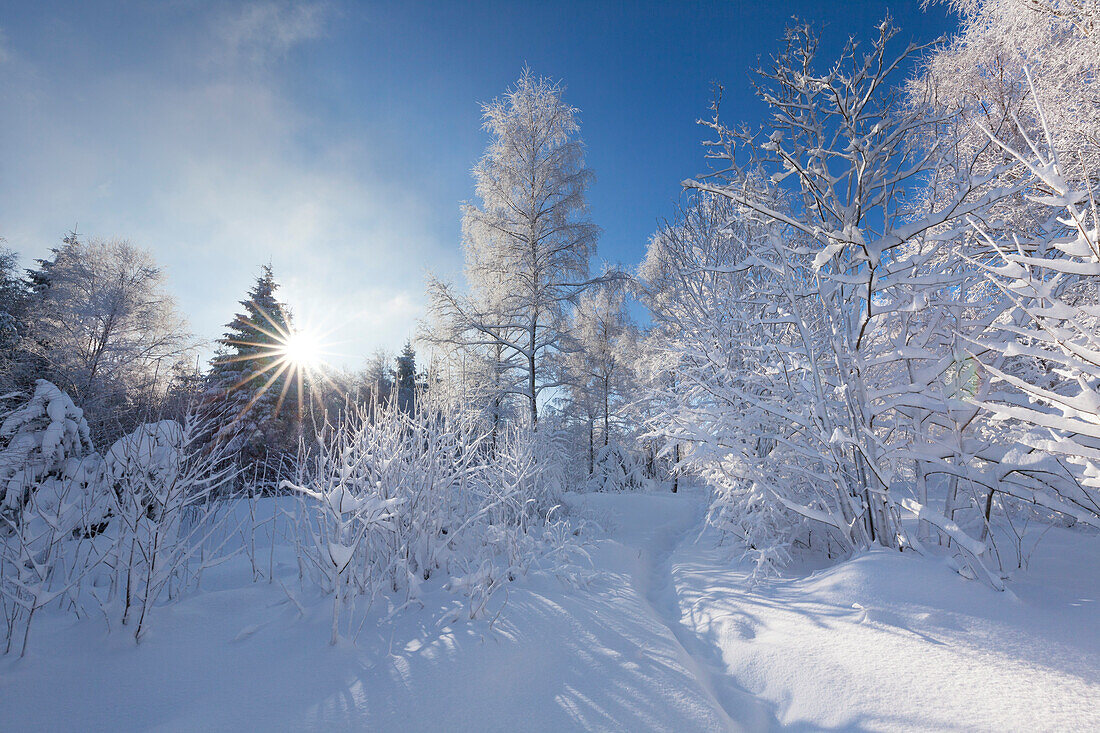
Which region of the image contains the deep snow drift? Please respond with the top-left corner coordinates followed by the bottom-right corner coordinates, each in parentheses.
top-left (666, 514), bottom-right (1100, 730)
top-left (1, 489), bottom-right (1097, 732)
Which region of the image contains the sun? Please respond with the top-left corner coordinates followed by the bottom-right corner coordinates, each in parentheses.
top-left (279, 329), bottom-right (323, 370)
top-left (219, 301), bottom-right (341, 421)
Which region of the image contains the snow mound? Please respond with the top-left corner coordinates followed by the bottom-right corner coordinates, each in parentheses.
top-left (670, 525), bottom-right (1100, 731)
top-left (104, 420), bottom-right (184, 497)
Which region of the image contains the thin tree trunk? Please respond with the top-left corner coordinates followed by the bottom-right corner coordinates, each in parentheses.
top-left (603, 376), bottom-right (610, 447)
top-left (588, 419), bottom-right (594, 475)
top-left (528, 317), bottom-right (538, 427)
top-left (672, 442), bottom-right (680, 493)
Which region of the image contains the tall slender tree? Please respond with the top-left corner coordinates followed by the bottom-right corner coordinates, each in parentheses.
top-left (427, 69), bottom-right (600, 427)
top-left (564, 285), bottom-right (637, 454)
top-left (0, 245), bottom-right (32, 394)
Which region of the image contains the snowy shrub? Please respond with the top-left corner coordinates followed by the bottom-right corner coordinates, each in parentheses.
top-left (0, 383), bottom-right (103, 654)
top-left (444, 422), bottom-right (591, 623)
top-left (287, 398), bottom-right (585, 642)
top-left (702, 458), bottom-right (796, 580)
top-left (587, 443), bottom-right (655, 493)
top-left (0, 403), bottom-right (243, 651)
top-left (0, 380), bottom-right (107, 532)
top-left (105, 422), bottom-right (183, 504)
top-left (103, 413), bottom-right (238, 640)
top-left (282, 461), bottom-right (400, 645)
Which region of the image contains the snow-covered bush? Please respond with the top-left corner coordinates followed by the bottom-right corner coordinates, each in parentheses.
top-left (105, 420), bottom-right (184, 516)
top-left (0, 380), bottom-right (107, 532)
top-left (0, 399), bottom-right (242, 651)
top-left (0, 382), bottom-right (104, 654)
top-left (103, 413), bottom-right (238, 640)
top-left (0, 487), bottom-right (107, 655)
top-left (287, 398), bottom-right (584, 642)
top-left (282, 452), bottom-right (400, 645)
top-left (0, 385), bottom-right (239, 650)
top-left (587, 443), bottom-right (656, 493)
top-left (703, 457), bottom-right (796, 580)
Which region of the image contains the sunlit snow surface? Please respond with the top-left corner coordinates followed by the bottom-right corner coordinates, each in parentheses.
top-left (1, 489), bottom-right (1097, 731)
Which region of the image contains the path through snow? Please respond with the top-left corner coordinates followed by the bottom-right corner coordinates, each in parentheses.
top-left (580, 490), bottom-right (778, 731)
top-left (580, 488), bottom-right (1100, 731)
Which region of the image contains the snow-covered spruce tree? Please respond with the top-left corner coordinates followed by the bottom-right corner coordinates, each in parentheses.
top-left (206, 265), bottom-right (300, 468)
top-left (426, 69), bottom-right (601, 428)
top-left (678, 21), bottom-right (1018, 579)
top-left (395, 340), bottom-right (417, 412)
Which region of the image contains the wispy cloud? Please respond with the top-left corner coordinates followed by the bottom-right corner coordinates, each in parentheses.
top-left (214, 1), bottom-right (330, 67)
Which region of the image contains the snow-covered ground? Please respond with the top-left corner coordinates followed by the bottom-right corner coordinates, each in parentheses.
top-left (1, 489), bottom-right (1097, 731)
top-left (665, 506), bottom-right (1100, 730)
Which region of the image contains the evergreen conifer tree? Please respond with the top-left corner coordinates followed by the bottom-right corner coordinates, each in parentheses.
top-left (396, 341), bottom-right (417, 412)
top-left (207, 265), bottom-right (299, 463)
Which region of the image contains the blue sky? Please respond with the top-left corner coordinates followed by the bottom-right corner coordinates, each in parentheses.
top-left (0, 1), bottom-right (957, 367)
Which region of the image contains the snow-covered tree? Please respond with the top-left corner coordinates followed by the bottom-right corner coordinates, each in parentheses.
top-left (0, 246), bottom-right (32, 395)
top-left (427, 69), bottom-right (600, 427)
top-left (640, 192), bottom-right (812, 571)
top-left (206, 265), bottom-right (299, 463)
top-left (0, 380), bottom-right (105, 530)
top-left (918, 0), bottom-right (1100, 209)
top-left (395, 340), bottom-right (417, 412)
top-left (892, 0), bottom-right (1100, 570)
top-left (968, 102), bottom-right (1100, 531)
top-left (419, 337), bottom-right (522, 454)
top-left (361, 348), bottom-right (395, 406)
top-left (560, 283), bottom-right (638, 475)
top-left (666, 20), bottom-right (1020, 581)
top-left (26, 236), bottom-right (195, 442)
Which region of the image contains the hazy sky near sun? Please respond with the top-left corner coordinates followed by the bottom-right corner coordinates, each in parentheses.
top-left (0, 1), bottom-right (957, 368)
